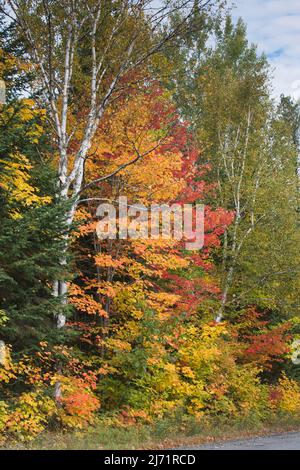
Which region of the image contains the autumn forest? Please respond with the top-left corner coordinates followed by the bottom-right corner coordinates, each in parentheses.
top-left (1, 0), bottom-right (300, 449)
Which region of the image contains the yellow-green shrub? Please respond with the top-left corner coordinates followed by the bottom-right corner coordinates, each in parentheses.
top-left (271, 374), bottom-right (300, 413)
top-left (5, 391), bottom-right (56, 441)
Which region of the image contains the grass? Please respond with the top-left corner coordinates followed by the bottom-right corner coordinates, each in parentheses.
top-left (3, 412), bottom-right (300, 450)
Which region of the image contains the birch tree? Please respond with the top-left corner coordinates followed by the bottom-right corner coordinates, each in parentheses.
top-left (164, 15), bottom-right (300, 320)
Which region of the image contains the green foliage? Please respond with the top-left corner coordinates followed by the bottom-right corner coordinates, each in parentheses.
top-left (165, 14), bottom-right (300, 318)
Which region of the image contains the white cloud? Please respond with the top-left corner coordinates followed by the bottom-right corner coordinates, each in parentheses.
top-left (232, 0), bottom-right (300, 99)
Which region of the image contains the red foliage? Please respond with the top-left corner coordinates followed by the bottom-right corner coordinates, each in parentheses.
top-left (238, 308), bottom-right (292, 370)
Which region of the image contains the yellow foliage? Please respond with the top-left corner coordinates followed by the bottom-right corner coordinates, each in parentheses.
top-left (0, 401), bottom-right (9, 436)
top-left (275, 374), bottom-right (300, 413)
top-left (0, 153), bottom-right (51, 211)
top-left (0, 94), bottom-right (50, 214)
top-left (5, 391), bottom-right (56, 440)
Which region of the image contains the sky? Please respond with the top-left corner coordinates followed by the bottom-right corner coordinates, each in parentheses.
top-left (232, 0), bottom-right (300, 100)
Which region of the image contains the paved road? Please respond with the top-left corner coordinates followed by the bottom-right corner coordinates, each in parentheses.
top-left (178, 432), bottom-right (300, 450)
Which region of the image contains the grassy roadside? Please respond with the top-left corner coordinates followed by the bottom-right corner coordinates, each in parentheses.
top-left (2, 413), bottom-right (300, 450)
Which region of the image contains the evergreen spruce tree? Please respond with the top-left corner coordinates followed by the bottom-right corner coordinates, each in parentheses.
top-left (0, 50), bottom-right (71, 355)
